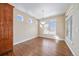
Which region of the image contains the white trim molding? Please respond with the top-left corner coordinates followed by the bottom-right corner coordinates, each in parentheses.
top-left (65, 40), bottom-right (76, 56)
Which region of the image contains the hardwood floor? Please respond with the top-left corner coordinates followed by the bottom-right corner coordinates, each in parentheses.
top-left (14, 37), bottom-right (72, 56)
top-left (3, 37), bottom-right (73, 56)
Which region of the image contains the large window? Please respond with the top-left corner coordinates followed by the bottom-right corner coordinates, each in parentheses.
top-left (40, 19), bottom-right (56, 35)
top-left (66, 16), bottom-right (72, 42)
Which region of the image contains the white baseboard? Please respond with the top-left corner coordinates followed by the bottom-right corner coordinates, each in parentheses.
top-left (13, 35), bottom-right (38, 45)
top-left (65, 40), bottom-right (76, 56)
top-left (39, 35), bottom-right (64, 40)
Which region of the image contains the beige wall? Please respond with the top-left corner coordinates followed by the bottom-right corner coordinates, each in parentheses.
top-left (13, 8), bottom-right (38, 45)
top-left (38, 15), bottom-right (65, 40)
top-left (65, 4), bottom-right (79, 56)
top-left (56, 15), bottom-right (65, 39)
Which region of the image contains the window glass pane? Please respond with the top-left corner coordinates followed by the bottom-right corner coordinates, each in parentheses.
top-left (40, 19), bottom-right (56, 35)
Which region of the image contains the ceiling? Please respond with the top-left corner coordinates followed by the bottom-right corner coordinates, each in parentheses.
top-left (13, 3), bottom-right (70, 19)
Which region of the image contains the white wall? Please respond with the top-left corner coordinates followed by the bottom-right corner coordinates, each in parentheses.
top-left (13, 8), bottom-right (38, 45)
top-left (65, 4), bottom-right (79, 56)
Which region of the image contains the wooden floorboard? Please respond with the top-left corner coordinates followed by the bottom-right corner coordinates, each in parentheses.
top-left (3, 37), bottom-right (73, 56)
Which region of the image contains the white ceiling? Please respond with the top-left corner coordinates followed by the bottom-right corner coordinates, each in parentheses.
top-left (13, 3), bottom-right (70, 19)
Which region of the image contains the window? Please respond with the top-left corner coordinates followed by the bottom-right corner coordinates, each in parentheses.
top-left (28, 18), bottom-right (33, 24)
top-left (16, 15), bottom-right (24, 22)
top-left (67, 16), bottom-right (72, 42)
top-left (40, 19), bottom-right (56, 35)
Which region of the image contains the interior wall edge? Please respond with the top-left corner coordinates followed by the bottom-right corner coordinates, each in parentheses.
top-left (65, 40), bottom-right (76, 56)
